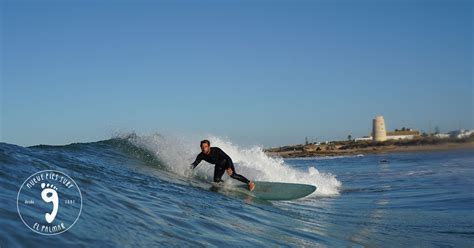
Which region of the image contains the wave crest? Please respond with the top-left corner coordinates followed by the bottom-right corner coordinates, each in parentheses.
top-left (123, 133), bottom-right (341, 196)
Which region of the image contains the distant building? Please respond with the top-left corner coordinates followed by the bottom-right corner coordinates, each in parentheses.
top-left (372, 116), bottom-right (387, 141)
top-left (449, 129), bottom-right (474, 139)
top-left (434, 133), bottom-right (450, 139)
top-left (355, 136), bottom-right (372, 142)
top-left (355, 115), bottom-right (421, 142)
top-left (386, 130), bottom-right (420, 140)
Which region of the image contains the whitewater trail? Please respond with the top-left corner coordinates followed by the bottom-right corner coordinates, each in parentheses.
top-left (124, 133), bottom-right (341, 196)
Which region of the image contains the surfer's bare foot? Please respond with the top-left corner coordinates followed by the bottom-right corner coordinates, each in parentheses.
top-left (248, 181), bottom-right (255, 191)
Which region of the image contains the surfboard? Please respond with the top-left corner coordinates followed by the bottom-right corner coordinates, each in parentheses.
top-left (236, 181), bottom-right (316, 201)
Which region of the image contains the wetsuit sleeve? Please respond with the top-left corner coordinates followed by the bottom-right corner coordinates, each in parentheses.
top-left (191, 153), bottom-right (204, 168)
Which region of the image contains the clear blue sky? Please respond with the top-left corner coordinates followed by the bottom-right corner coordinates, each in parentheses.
top-left (1, 0), bottom-right (472, 147)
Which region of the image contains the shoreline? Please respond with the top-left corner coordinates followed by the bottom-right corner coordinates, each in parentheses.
top-left (264, 141), bottom-right (474, 158)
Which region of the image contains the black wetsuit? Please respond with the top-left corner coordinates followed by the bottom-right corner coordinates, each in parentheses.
top-left (191, 147), bottom-right (250, 184)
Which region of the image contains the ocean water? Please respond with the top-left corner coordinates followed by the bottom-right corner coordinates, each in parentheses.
top-left (0, 134), bottom-right (473, 247)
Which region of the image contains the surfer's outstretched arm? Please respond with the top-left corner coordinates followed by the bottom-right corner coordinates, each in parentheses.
top-left (191, 153), bottom-right (204, 169)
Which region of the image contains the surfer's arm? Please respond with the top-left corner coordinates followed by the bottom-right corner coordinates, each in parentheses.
top-left (191, 153), bottom-right (203, 169)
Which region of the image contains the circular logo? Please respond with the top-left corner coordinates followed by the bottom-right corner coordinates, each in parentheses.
top-left (17, 170), bottom-right (83, 235)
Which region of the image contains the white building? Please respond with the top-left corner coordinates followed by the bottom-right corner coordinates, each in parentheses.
top-left (433, 133), bottom-right (450, 139)
top-left (386, 130), bottom-right (420, 140)
top-left (355, 136), bottom-right (373, 142)
top-left (449, 129), bottom-right (474, 139)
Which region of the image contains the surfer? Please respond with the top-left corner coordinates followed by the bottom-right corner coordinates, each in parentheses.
top-left (191, 140), bottom-right (255, 191)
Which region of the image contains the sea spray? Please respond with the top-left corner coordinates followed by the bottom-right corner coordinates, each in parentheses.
top-left (125, 133), bottom-right (341, 196)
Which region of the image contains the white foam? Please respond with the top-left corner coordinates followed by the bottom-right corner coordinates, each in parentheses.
top-left (126, 133), bottom-right (341, 196)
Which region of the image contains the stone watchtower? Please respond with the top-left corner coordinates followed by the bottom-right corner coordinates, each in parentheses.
top-left (372, 116), bottom-right (387, 141)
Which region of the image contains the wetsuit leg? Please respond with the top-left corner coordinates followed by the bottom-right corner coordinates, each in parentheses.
top-left (213, 165), bottom-right (226, 183)
top-left (226, 159), bottom-right (250, 184)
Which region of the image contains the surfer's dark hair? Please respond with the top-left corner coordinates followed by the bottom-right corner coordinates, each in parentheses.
top-left (200, 140), bottom-right (210, 147)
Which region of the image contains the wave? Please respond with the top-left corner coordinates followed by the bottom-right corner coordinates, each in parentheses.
top-left (122, 133), bottom-right (342, 196)
top-left (12, 132), bottom-right (342, 196)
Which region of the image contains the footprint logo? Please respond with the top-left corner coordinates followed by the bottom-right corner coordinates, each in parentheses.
top-left (41, 183), bottom-right (59, 223)
top-left (18, 170), bottom-right (83, 235)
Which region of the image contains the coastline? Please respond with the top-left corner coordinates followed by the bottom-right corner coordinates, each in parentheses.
top-left (264, 141), bottom-right (474, 158)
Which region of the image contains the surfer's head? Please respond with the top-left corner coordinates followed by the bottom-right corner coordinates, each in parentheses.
top-left (200, 140), bottom-right (211, 154)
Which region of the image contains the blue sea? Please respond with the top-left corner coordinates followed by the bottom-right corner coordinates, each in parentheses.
top-left (1, 134), bottom-right (473, 247)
